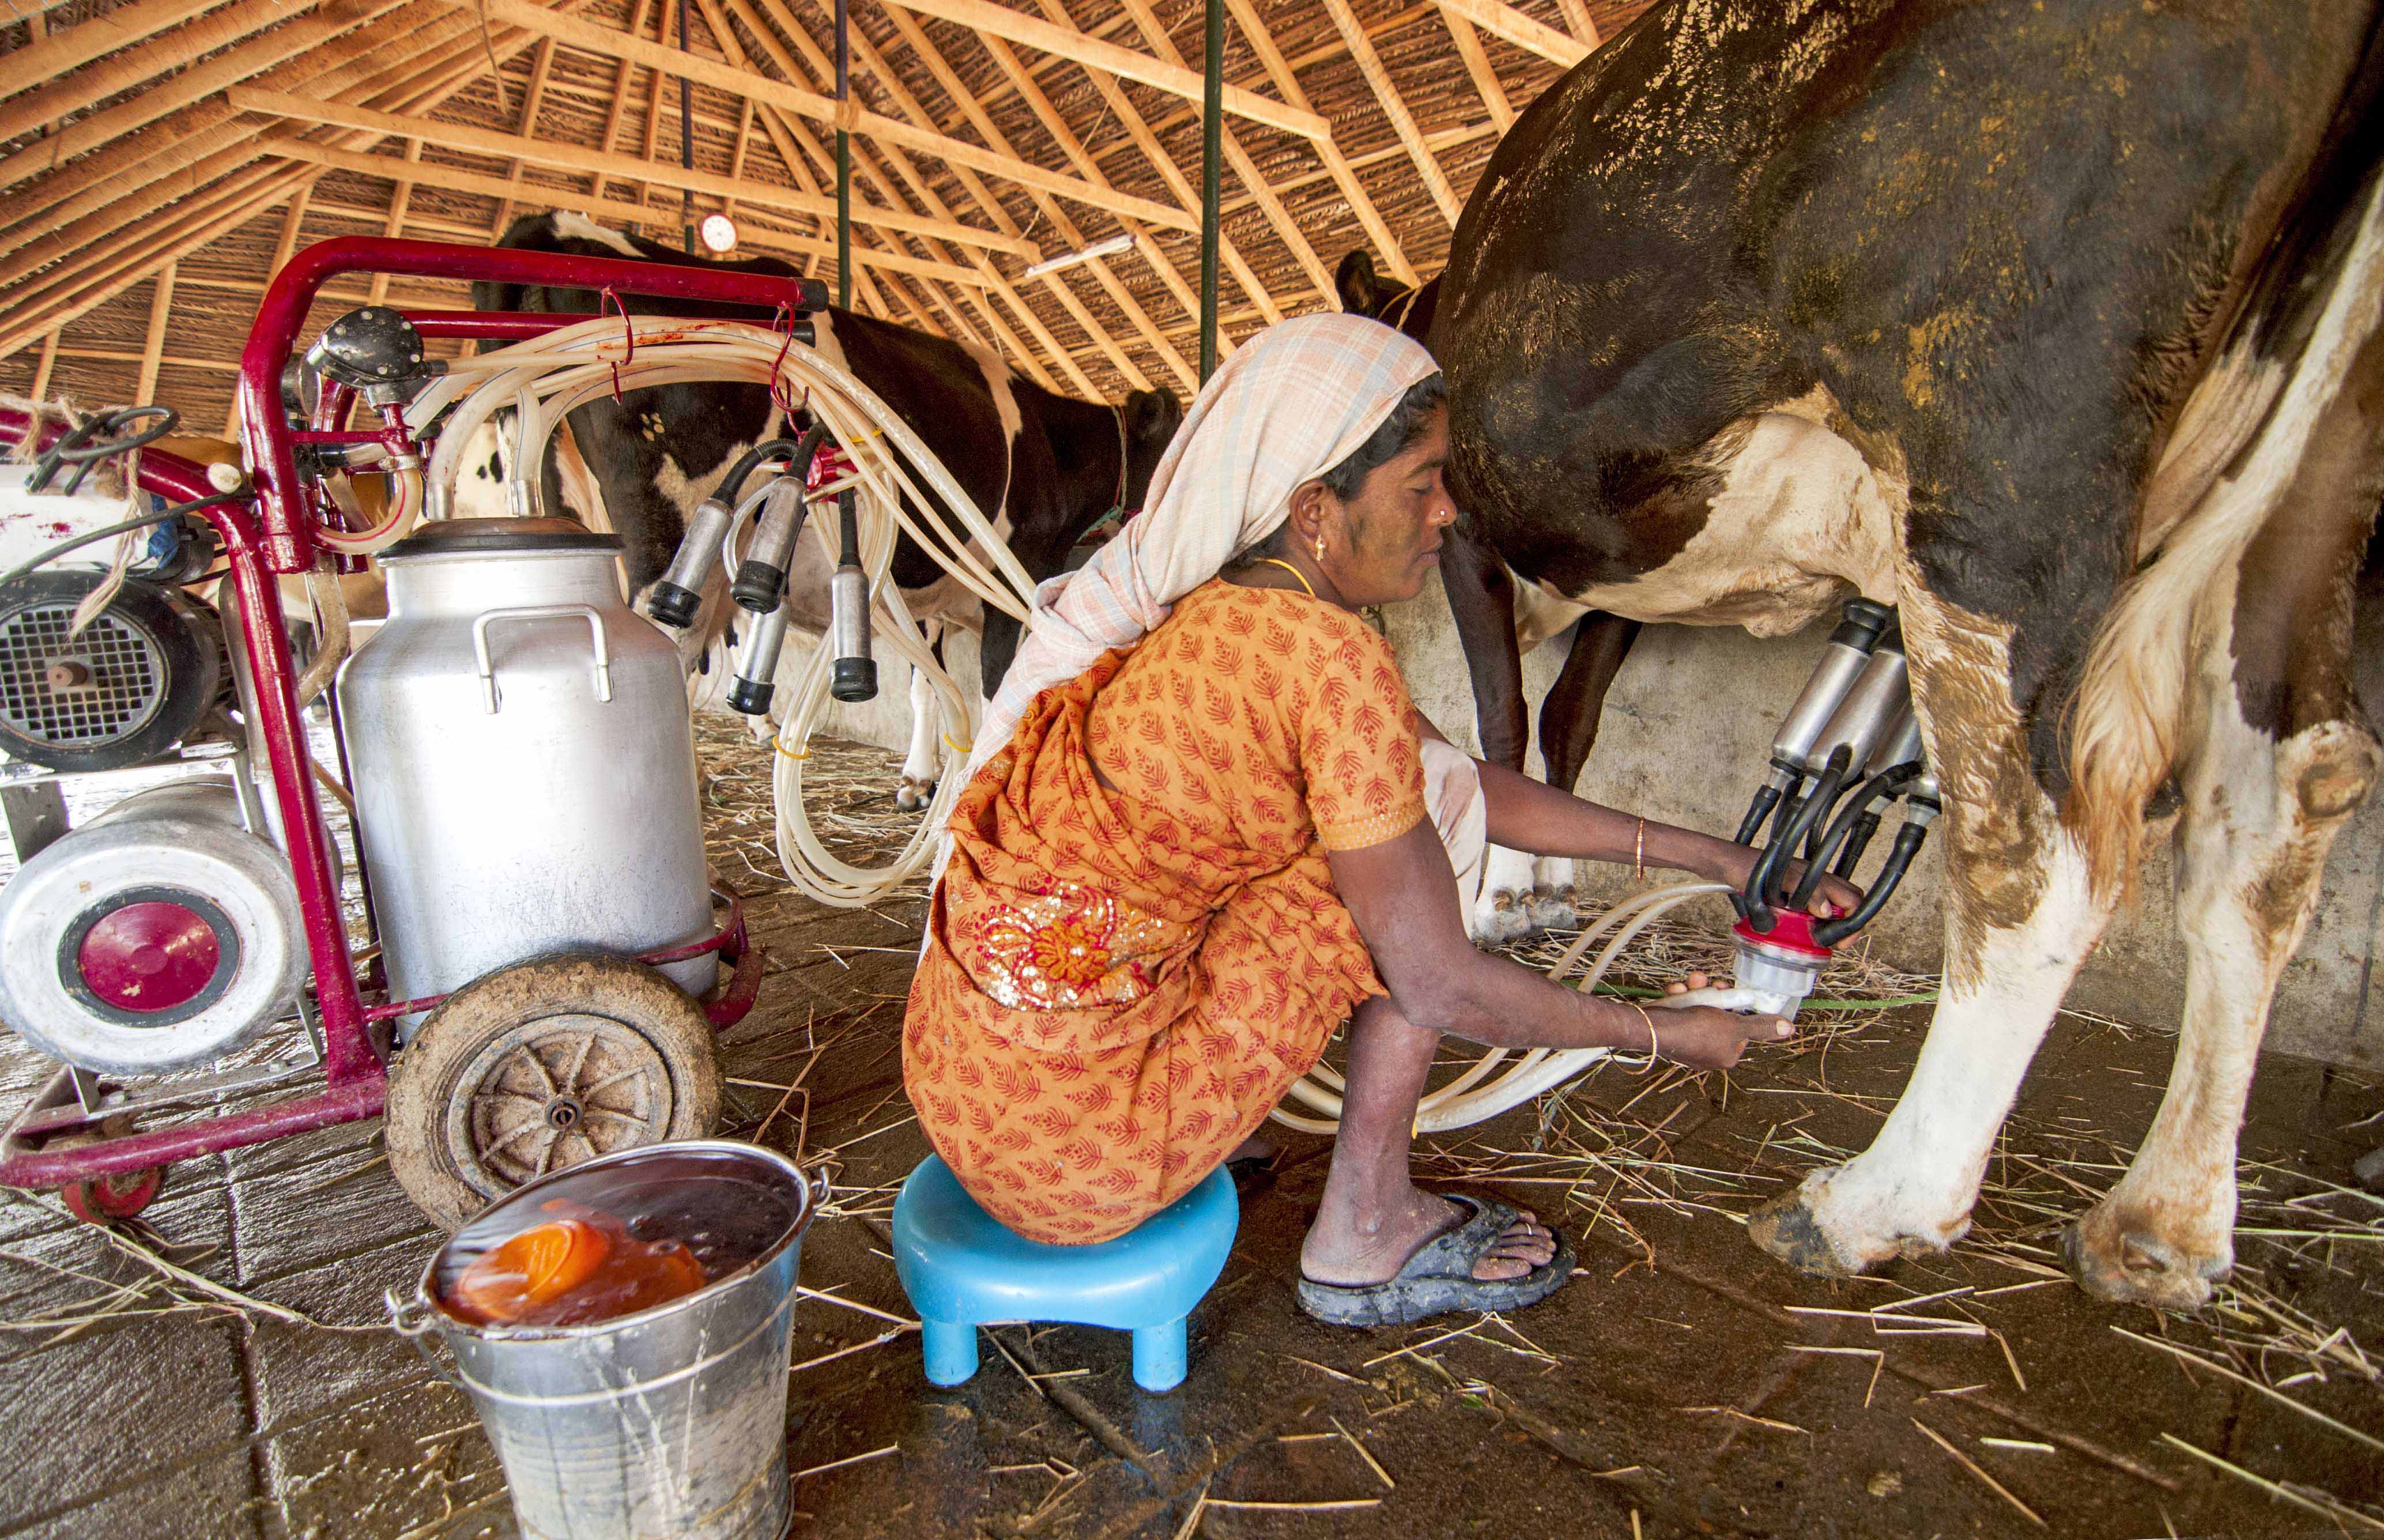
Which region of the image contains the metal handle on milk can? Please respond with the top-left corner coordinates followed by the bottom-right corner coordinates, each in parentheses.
top-left (471, 603), bottom-right (613, 714)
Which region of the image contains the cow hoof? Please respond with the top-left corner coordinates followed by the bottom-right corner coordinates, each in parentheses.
top-left (1471, 893), bottom-right (1535, 946)
top-left (2061, 1209), bottom-right (2227, 1312)
top-left (1526, 885), bottom-right (1579, 933)
top-left (896, 776), bottom-right (937, 812)
top-left (1746, 1190), bottom-right (1868, 1278)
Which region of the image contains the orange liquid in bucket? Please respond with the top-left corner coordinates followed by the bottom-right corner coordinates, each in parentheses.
top-left (444, 1202), bottom-right (708, 1327)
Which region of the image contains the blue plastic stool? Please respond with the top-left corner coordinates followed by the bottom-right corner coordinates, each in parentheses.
top-left (890, 1155), bottom-right (1239, 1392)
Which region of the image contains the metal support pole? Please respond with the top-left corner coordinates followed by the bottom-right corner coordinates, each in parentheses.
top-left (835, 0), bottom-right (852, 310)
top-left (679, 0), bottom-right (695, 252)
top-left (1199, 0), bottom-right (1223, 380)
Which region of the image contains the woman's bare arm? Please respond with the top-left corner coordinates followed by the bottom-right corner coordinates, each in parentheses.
top-left (1325, 821), bottom-right (1790, 1069)
top-left (1409, 709), bottom-right (1861, 912)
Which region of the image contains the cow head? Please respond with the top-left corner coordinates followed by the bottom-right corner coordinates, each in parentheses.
top-left (1337, 250), bottom-right (1398, 318)
top-left (1118, 387), bottom-right (1183, 512)
top-left (1336, 250), bottom-right (1439, 346)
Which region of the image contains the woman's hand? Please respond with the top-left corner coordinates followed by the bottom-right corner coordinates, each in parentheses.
top-left (1648, 994), bottom-right (1794, 1069)
top-left (1706, 844), bottom-right (1865, 920)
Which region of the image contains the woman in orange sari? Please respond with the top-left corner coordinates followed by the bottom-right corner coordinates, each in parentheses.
top-left (905, 316), bottom-right (1856, 1324)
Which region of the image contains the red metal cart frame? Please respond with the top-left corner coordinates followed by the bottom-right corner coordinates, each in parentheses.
top-left (0, 236), bottom-right (828, 1194)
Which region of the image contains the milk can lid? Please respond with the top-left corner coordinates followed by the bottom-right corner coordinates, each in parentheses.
top-left (383, 516), bottom-right (622, 559)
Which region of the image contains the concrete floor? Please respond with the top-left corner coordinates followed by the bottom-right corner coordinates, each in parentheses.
top-left (2, 731), bottom-right (2381, 1539)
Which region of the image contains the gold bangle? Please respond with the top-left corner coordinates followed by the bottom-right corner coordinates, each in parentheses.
top-left (1633, 817), bottom-right (1647, 882)
top-left (1628, 1001), bottom-right (1658, 1073)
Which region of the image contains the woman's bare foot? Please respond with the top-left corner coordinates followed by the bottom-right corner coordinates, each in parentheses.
top-left (1300, 1184), bottom-right (1555, 1286)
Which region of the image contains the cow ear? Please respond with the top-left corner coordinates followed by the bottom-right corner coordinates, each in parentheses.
top-left (1123, 388), bottom-right (1183, 447)
top-left (1336, 250), bottom-right (1382, 315)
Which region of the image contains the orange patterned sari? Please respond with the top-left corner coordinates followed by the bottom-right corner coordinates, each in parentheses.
top-left (903, 579), bottom-right (1428, 1243)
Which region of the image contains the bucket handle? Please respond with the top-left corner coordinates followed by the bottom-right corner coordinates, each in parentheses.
top-left (386, 1286), bottom-right (470, 1396)
top-left (473, 603), bottom-right (612, 713)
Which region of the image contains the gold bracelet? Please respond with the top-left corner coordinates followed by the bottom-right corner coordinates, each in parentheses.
top-left (1628, 1001), bottom-right (1659, 1073)
top-left (1633, 816), bottom-right (1647, 882)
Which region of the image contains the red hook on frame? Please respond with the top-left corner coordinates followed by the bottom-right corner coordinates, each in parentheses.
top-left (601, 286), bottom-right (636, 402)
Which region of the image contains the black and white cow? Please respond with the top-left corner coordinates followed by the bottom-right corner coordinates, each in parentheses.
top-left (1433, 0), bottom-right (2384, 1308)
top-left (473, 212), bottom-right (1182, 802)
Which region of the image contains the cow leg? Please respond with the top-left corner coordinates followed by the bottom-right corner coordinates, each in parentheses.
top-left (2065, 341), bottom-right (2384, 1310)
top-left (1525, 613), bottom-right (1642, 930)
top-left (1751, 595), bottom-right (2117, 1275)
top-left (1442, 524), bottom-right (1538, 943)
top-left (898, 622), bottom-right (945, 813)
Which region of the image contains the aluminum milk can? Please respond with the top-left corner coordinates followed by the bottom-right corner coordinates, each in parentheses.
top-left (337, 519), bottom-right (715, 1021)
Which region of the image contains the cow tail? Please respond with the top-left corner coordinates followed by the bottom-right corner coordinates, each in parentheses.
top-left (2065, 134), bottom-right (2384, 901)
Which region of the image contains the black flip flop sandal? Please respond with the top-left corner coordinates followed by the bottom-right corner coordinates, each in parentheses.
top-left (1297, 1194), bottom-right (1575, 1327)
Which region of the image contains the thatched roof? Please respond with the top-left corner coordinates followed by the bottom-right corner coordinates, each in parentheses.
top-left (0, 0), bottom-right (1653, 428)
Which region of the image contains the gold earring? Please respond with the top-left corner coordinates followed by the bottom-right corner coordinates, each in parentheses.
top-left (1313, 533), bottom-right (1326, 563)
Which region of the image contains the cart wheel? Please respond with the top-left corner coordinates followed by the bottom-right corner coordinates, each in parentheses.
top-left (51, 1116), bottom-right (165, 1225)
top-left (61, 1165), bottom-right (163, 1224)
top-left (385, 952), bottom-right (722, 1229)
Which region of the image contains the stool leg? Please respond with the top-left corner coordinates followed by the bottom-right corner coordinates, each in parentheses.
top-left (1130, 1316), bottom-right (1187, 1392)
top-left (921, 1320), bottom-right (979, 1386)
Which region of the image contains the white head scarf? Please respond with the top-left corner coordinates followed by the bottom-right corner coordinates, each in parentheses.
top-left (955, 314), bottom-right (1438, 801)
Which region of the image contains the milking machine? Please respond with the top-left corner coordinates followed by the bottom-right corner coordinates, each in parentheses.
top-left (406, 302), bottom-right (1037, 907)
top-left (1274, 594), bottom-right (1941, 1137)
top-left (0, 237), bottom-right (830, 1226)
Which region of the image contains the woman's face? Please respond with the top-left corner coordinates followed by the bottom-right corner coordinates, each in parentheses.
top-left (1325, 407), bottom-right (1457, 606)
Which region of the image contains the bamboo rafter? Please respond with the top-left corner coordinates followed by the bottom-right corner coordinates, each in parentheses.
top-left (4, 0), bottom-right (1650, 420)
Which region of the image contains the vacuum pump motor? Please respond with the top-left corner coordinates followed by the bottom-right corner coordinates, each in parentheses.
top-left (0, 778), bottom-right (306, 1075)
top-left (0, 571), bottom-right (224, 772)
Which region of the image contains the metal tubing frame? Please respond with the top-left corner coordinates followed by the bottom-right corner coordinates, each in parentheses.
top-left (0, 234), bottom-right (821, 1190)
top-left (1199, 0), bottom-right (1223, 381)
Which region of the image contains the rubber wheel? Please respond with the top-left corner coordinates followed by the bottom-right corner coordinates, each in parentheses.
top-left (386, 952), bottom-right (722, 1229)
top-left (61, 1165), bottom-right (163, 1224)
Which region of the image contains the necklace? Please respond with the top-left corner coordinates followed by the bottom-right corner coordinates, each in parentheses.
top-left (1254, 557), bottom-right (1317, 598)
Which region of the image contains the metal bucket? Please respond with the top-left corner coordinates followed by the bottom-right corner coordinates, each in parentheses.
top-left (388, 1141), bottom-right (825, 1540)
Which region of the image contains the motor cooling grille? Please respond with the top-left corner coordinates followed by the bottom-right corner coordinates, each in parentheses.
top-left (0, 601), bottom-right (165, 748)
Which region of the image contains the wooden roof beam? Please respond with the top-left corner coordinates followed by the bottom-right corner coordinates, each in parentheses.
top-left (491, 38), bottom-right (562, 233)
top-left (1552, 0), bottom-right (1601, 47)
top-left (135, 263), bottom-right (178, 405)
top-left (949, 5), bottom-right (1271, 331)
top-left (269, 141), bottom-right (991, 284)
top-left (872, 0), bottom-right (1327, 143)
top-left (1432, 0), bottom-right (1589, 68)
top-left (1106, 0), bottom-right (1334, 304)
top-left (1438, 5), bottom-right (1515, 134)
top-left (1216, 0), bottom-right (1420, 288)
top-left (1, 9), bottom-right (531, 299)
top-left (227, 88), bottom-right (1039, 257)
top-left (365, 137), bottom-right (427, 303)
top-left (3, 0), bottom-right (272, 112)
top-left (0, 0), bottom-right (414, 192)
top-left (907, 21), bottom-right (1193, 388)
top-left (1, 0), bottom-right (535, 260)
top-left (1318, 0), bottom-right (1461, 226)
top-left (1, 167), bottom-right (311, 358)
top-left (584, 0), bottom-right (660, 207)
top-left (663, 0), bottom-right (929, 323)
top-left (2, 7), bottom-right (568, 357)
top-left (474, 0), bottom-right (1197, 233)
top-left (737, 0), bottom-right (1104, 394)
